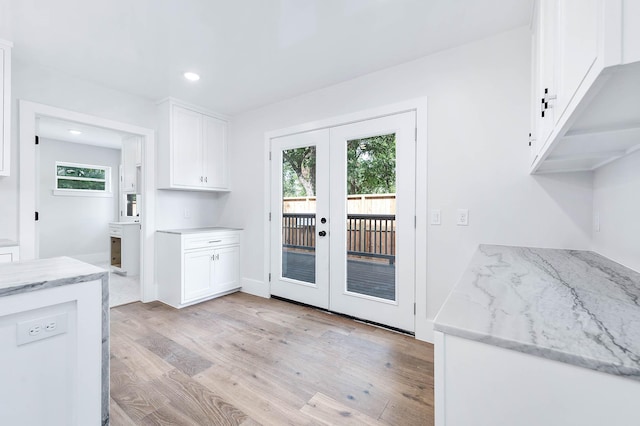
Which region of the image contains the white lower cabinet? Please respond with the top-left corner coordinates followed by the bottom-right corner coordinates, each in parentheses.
top-left (156, 229), bottom-right (240, 308)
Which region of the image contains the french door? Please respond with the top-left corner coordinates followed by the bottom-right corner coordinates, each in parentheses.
top-left (270, 112), bottom-right (416, 332)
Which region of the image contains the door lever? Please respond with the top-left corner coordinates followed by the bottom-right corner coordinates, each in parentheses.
top-left (318, 231), bottom-right (327, 237)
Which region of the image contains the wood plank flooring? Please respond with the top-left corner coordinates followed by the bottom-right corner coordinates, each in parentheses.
top-left (110, 292), bottom-right (434, 425)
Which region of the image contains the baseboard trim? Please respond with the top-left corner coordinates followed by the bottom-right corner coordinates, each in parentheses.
top-left (240, 277), bottom-right (270, 298)
top-left (415, 318), bottom-right (435, 344)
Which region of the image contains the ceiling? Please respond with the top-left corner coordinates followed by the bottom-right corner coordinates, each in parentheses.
top-left (2, 0), bottom-right (532, 116)
top-left (38, 116), bottom-right (133, 149)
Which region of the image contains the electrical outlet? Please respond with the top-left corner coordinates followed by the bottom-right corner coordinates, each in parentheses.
top-left (430, 209), bottom-right (441, 225)
top-left (17, 313), bottom-right (68, 346)
top-left (456, 209), bottom-right (469, 226)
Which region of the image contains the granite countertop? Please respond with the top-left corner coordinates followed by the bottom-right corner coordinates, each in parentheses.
top-left (0, 239), bottom-right (18, 248)
top-left (0, 256), bottom-right (107, 297)
top-left (157, 227), bottom-right (242, 234)
top-left (434, 245), bottom-right (640, 380)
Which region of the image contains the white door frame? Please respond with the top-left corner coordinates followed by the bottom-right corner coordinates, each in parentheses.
top-left (18, 100), bottom-right (157, 302)
top-left (263, 97), bottom-right (429, 340)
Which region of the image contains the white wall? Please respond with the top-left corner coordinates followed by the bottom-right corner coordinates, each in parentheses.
top-left (592, 150), bottom-right (640, 272)
top-left (0, 58), bottom-right (223, 244)
top-left (38, 138), bottom-right (120, 261)
top-left (220, 26), bottom-right (594, 337)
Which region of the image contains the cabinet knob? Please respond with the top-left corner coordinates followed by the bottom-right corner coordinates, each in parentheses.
top-left (200, 176), bottom-right (203, 182)
top-left (205, 177), bottom-right (208, 183)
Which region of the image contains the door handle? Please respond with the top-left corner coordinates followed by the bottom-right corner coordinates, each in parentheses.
top-left (318, 231), bottom-right (327, 237)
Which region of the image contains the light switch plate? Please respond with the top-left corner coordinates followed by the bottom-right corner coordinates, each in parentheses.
top-left (430, 209), bottom-right (441, 225)
top-left (456, 209), bottom-right (469, 226)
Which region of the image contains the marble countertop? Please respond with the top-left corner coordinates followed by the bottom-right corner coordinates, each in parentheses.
top-left (434, 245), bottom-right (640, 380)
top-left (157, 227), bottom-right (242, 234)
top-left (109, 221), bottom-right (140, 226)
top-left (0, 256), bottom-right (107, 297)
top-left (0, 239), bottom-right (18, 248)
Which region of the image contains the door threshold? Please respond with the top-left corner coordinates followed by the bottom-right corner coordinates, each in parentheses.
top-left (270, 295), bottom-right (414, 337)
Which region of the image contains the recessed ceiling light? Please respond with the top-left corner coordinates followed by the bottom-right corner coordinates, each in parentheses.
top-left (68, 129), bottom-right (82, 135)
top-left (184, 72), bottom-right (200, 82)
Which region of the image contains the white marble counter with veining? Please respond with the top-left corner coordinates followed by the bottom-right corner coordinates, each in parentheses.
top-left (434, 245), bottom-right (640, 380)
top-left (0, 256), bottom-right (107, 296)
top-left (0, 256), bottom-right (110, 424)
top-left (157, 227), bottom-right (242, 234)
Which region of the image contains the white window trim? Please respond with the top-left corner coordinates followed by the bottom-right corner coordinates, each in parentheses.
top-left (54, 161), bottom-right (113, 197)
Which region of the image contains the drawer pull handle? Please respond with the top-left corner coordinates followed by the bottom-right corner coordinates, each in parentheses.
top-left (208, 240), bottom-right (222, 243)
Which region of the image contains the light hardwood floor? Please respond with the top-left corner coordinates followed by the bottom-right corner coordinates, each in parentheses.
top-left (109, 292), bottom-right (434, 425)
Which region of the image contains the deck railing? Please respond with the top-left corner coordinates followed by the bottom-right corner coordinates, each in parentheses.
top-left (282, 213), bottom-right (396, 264)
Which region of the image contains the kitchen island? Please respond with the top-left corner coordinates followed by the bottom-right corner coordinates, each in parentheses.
top-left (434, 245), bottom-right (640, 426)
top-left (0, 257), bottom-right (109, 425)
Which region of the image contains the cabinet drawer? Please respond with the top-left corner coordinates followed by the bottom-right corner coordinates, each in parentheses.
top-left (184, 233), bottom-right (239, 250)
top-left (109, 225), bottom-right (122, 237)
top-left (0, 253), bottom-right (13, 263)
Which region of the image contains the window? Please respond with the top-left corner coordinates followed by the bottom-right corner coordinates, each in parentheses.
top-left (55, 162), bottom-right (111, 196)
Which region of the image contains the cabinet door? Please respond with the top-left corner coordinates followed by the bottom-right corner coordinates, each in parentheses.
top-left (121, 136), bottom-right (139, 192)
top-left (0, 47), bottom-right (6, 175)
top-left (201, 115), bottom-right (228, 189)
top-left (556, 0), bottom-right (599, 121)
top-left (183, 250), bottom-right (214, 302)
top-left (172, 105), bottom-right (203, 187)
top-left (212, 246), bottom-right (239, 293)
top-left (538, 0), bottom-right (558, 148)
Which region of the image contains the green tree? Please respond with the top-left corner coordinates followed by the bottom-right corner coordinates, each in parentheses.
top-left (281, 133), bottom-right (396, 197)
top-left (282, 147), bottom-right (316, 197)
top-left (347, 134), bottom-right (395, 195)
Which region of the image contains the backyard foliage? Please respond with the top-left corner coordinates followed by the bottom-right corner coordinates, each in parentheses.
top-left (282, 133), bottom-right (396, 197)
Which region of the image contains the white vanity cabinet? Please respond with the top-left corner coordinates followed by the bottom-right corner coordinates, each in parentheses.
top-left (157, 98), bottom-right (229, 191)
top-left (530, 0), bottom-right (640, 173)
top-left (156, 228), bottom-right (240, 308)
top-left (109, 222), bottom-right (140, 276)
top-left (0, 39), bottom-right (12, 176)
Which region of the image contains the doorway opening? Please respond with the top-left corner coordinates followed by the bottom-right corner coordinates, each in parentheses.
top-left (18, 101), bottom-right (156, 304)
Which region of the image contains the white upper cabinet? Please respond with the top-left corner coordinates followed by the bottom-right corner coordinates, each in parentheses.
top-left (121, 135), bottom-right (141, 193)
top-left (530, 0), bottom-right (640, 173)
top-left (0, 40), bottom-right (12, 176)
top-left (157, 98), bottom-right (229, 191)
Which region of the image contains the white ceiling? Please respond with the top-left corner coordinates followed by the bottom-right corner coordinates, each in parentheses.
top-left (38, 116), bottom-right (133, 149)
top-left (3, 0), bottom-right (532, 115)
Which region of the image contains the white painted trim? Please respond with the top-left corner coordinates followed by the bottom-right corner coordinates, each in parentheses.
top-left (240, 277), bottom-right (270, 299)
top-left (18, 100), bottom-right (157, 302)
top-left (263, 97), bottom-right (429, 338)
top-left (51, 189), bottom-right (113, 198)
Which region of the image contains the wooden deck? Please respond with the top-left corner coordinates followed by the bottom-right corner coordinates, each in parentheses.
top-left (283, 251), bottom-right (395, 300)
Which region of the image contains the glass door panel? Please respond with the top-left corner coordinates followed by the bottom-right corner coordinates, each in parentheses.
top-left (281, 146), bottom-right (316, 284)
top-left (270, 129), bottom-right (330, 309)
top-left (346, 134), bottom-right (396, 301)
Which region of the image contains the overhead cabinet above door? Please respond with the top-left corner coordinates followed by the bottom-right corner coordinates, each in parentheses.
top-left (157, 98), bottom-right (229, 191)
top-left (530, 0), bottom-right (640, 173)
